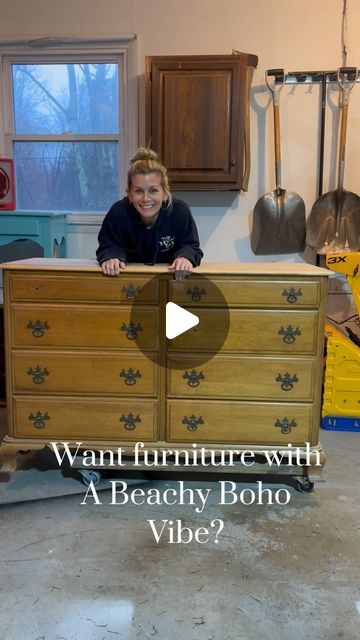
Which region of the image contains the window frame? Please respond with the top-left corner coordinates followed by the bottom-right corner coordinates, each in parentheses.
top-left (0, 38), bottom-right (138, 214)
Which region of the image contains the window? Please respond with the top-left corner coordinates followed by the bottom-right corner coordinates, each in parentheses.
top-left (0, 39), bottom-right (138, 212)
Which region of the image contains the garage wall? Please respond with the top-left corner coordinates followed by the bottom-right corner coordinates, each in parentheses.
top-left (1, 0), bottom-right (360, 264)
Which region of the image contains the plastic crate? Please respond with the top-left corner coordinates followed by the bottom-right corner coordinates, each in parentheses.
top-left (322, 416), bottom-right (360, 432)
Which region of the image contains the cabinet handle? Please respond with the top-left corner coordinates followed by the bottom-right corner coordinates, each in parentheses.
top-left (27, 366), bottom-right (50, 384)
top-left (182, 415), bottom-right (204, 431)
top-left (119, 413), bottom-right (141, 430)
top-left (28, 411), bottom-right (50, 429)
top-left (274, 418), bottom-right (297, 434)
top-left (186, 286), bottom-right (206, 302)
top-left (275, 373), bottom-right (299, 391)
top-left (278, 325), bottom-right (301, 343)
top-left (182, 369), bottom-right (205, 387)
top-left (120, 322), bottom-right (143, 340)
top-left (122, 284), bottom-right (141, 301)
top-left (119, 368), bottom-right (142, 385)
top-left (27, 320), bottom-right (49, 338)
top-left (282, 288), bottom-right (303, 304)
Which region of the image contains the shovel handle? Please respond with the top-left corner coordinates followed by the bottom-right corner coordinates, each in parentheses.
top-left (273, 103), bottom-right (281, 187)
top-left (266, 69), bottom-right (285, 105)
top-left (266, 70), bottom-right (285, 189)
top-left (338, 67), bottom-right (358, 106)
top-left (337, 67), bottom-right (358, 183)
top-left (337, 67), bottom-right (358, 90)
top-left (338, 102), bottom-right (349, 165)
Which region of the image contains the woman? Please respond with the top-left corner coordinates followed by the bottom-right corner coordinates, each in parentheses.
top-left (96, 148), bottom-right (203, 280)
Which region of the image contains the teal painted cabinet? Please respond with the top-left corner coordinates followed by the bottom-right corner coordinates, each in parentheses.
top-left (0, 211), bottom-right (67, 259)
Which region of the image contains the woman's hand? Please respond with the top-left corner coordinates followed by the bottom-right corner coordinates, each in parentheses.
top-left (101, 258), bottom-right (126, 276)
top-left (168, 257), bottom-right (193, 281)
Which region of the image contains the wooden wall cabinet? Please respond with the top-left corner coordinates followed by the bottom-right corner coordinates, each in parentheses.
top-left (145, 53), bottom-right (258, 191)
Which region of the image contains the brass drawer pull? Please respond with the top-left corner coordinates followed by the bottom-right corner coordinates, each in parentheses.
top-left (274, 417), bottom-right (297, 434)
top-left (122, 284), bottom-right (141, 301)
top-left (182, 369), bottom-right (205, 387)
top-left (186, 286), bottom-right (206, 302)
top-left (182, 415), bottom-right (204, 431)
top-left (120, 321), bottom-right (143, 340)
top-left (282, 288), bottom-right (303, 304)
top-left (278, 325), bottom-right (301, 343)
top-left (28, 411), bottom-right (50, 429)
top-left (119, 368), bottom-right (142, 385)
top-left (119, 413), bottom-right (141, 430)
top-left (27, 366), bottom-right (49, 384)
top-left (276, 373), bottom-right (299, 391)
top-left (27, 320), bottom-right (49, 338)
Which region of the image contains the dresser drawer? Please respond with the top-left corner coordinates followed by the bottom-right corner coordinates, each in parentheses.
top-left (168, 355), bottom-right (315, 400)
top-left (1, 218), bottom-right (40, 236)
top-left (12, 351), bottom-right (158, 395)
top-left (169, 309), bottom-right (320, 354)
top-left (167, 400), bottom-right (313, 445)
top-left (170, 278), bottom-right (320, 308)
top-left (13, 397), bottom-right (158, 440)
top-left (10, 304), bottom-right (158, 350)
top-left (9, 273), bottom-right (159, 304)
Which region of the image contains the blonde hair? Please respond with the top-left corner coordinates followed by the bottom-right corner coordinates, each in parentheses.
top-left (127, 147), bottom-right (172, 204)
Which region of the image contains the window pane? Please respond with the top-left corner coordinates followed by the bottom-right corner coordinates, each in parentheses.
top-left (12, 63), bottom-right (119, 134)
top-left (14, 141), bottom-right (119, 211)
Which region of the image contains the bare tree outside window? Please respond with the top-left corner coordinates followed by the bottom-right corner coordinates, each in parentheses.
top-left (12, 63), bottom-right (120, 211)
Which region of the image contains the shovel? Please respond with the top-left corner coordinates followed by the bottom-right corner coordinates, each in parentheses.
top-left (251, 69), bottom-right (306, 255)
top-left (306, 67), bottom-right (360, 254)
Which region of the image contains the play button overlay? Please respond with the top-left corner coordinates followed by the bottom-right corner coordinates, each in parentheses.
top-left (129, 274), bottom-right (230, 369)
top-left (166, 302), bottom-right (199, 339)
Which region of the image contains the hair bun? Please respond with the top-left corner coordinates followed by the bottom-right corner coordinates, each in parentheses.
top-left (130, 147), bottom-right (158, 164)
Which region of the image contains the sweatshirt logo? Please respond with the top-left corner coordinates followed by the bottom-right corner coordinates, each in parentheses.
top-left (159, 235), bottom-right (175, 252)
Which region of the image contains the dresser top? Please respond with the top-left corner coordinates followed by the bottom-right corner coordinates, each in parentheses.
top-left (0, 257), bottom-right (330, 276)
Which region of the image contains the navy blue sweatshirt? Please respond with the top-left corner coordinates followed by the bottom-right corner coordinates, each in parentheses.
top-left (96, 196), bottom-right (203, 266)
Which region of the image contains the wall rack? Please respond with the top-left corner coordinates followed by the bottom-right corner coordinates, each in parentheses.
top-left (267, 67), bottom-right (359, 85)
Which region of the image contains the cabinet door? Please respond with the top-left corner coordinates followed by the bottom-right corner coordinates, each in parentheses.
top-left (146, 54), bottom-right (257, 190)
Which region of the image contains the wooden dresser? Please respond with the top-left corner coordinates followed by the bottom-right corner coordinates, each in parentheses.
top-left (0, 259), bottom-right (329, 489)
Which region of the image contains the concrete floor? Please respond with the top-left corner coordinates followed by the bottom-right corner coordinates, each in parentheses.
top-left (0, 409), bottom-right (359, 640)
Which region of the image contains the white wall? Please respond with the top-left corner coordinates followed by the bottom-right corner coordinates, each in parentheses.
top-left (1, 0), bottom-right (360, 264)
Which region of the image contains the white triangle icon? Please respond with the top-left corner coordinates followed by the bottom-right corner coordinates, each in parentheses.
top-left (166, 302), bottom-right (199, 339)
